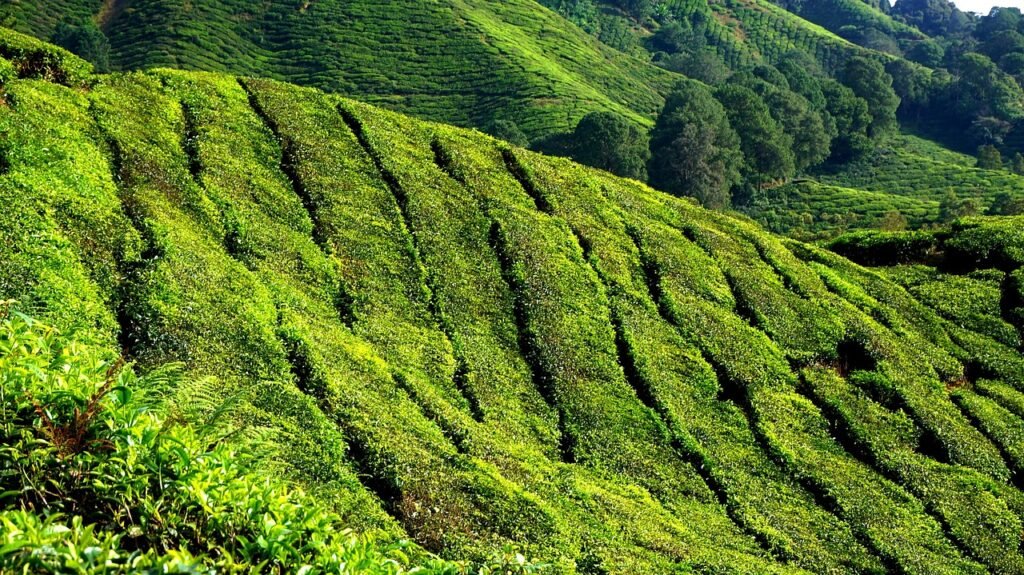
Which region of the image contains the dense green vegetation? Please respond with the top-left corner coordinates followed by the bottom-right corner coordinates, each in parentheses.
top-left (0, 308), bottom-right (535, 574)
top-left (9, 0), bottom-right (1024, 240)
top-left (3, 32), bottom-right (1024, 574)
top-left (0, 0), bottom-right (676, 140)
top-left (745, 134), bottom-right (1024, 238)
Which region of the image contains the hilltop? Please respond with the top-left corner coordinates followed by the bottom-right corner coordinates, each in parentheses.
top-left (3, 33), bottom-right (1024, 574)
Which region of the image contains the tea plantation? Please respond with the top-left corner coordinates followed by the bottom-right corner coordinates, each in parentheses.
top-left (745, 135), bottom-right (1024, 239)
top-left (3, 31), bottom-right (1024, 574)
top-left (1, 0), bottom-right (677, 139)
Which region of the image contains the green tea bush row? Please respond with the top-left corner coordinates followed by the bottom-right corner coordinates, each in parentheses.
top-left (0, 310), bottom-right (499, 574)
top-left (953, 387), bottom-right (1024, 477)
top-left (804, 366), bottom-right (1024, 574)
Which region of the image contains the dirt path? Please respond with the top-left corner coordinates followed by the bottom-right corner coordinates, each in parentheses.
top-left (96, 0), bottom-right (128, 32)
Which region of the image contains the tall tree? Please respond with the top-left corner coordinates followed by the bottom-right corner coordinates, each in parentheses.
top-left (977, 144), bottom-right (1004, 169)
top-left (764, 89), bottom-right (831, 171)
top-left (949, 53), bottom-right (1024, 125)
top-left (488, 119), bottom-right (530, 147)
top-left (988, 191), bottom-right (1024, 215)
top-left (648, 81), bottom-right (743, 208)
top-left (52, 19), bottom-right (110, 72)
top-left (840, 56), bottom-right (900, 137)
top-left (569, 112), bottom-right (650, 180)
top-left (714, 84), bottom-right (795, 186)
top-left (822, 79), bottom-right (873, 162)
top-left (892, 0), bottom-right (972, 37)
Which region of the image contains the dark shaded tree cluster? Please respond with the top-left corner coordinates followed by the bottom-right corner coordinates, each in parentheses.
top-left (647, 81), bottom-right (742, 208)
top-left (641, 53), bottom-right (896, 209)
top-left (51, 18), bottom-right (110, 72)
top-left (568, 111), bottom-right (650, 180)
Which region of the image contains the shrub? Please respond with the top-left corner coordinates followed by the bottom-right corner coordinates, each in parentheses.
top-left (0, 27), bottom-right (92, 85)
top-left (0, 308), bottom-right (516, 574)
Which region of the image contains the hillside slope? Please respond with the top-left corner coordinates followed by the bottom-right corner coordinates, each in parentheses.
top-left (0, 0), bottom-right (899, 141)
top-left (747, 134), bottom-right (1024, 238)
top-left (0, 0), bottom-right (677, 138)
top-left (3, 37), bottom-right (1024, 575)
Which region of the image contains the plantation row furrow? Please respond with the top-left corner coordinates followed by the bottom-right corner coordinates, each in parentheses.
top-left (502, 149), bottom-right (776, 556)
top-left (508, 149), bottom-right (890, 574)
top-left (6, 59), bottom-right (1024, 572)
top-left (239, 77), bottom-right (479, 455)
top-left (754, 243), bottom-right (1012, 482)
top-left (85, 71), bottom-right (409, 535)
top-left (744, 233), bottom-right (1024, 571)
top-left (337, 100), bottom-right (561, 457)
top-left (237, 78), bottom-right (334, 254)
top-left (953, 388), bottom-right (1024, 482)
top-left (469, 142), bottom-right (817, 575)
top-left (336, 103), bottom-right (484, 424)
top-left (94, 71), bottom-right (588, 559)
top-left (461, 145), bottom-right (724, 507)
top-left (601, 193), bottom-right (992, 573)
top-left (238, 76), bottom-right (812, 571)
top-left (801, 364), bottom-right (1024, 574)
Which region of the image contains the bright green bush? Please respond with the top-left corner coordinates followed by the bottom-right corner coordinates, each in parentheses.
top-left (0, 309), bottom-right (516, 574)
top-left (0, 56), bottom-right (14, 87)
top-left (0, 26), bottom-right (91, 84)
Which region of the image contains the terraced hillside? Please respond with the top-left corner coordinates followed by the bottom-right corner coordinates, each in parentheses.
top-left (706, 0), bottom-right (866, 70)
top-left (4, 36), bottom-right (1024, 574)
top-left (769, 0), bottom-right (925, 44)
top-left (0, 0), bottom-right (677, 139)
top-left (0, 0), bottom-right (902, 142)
top-left (746, 134), bottom-right (1024, 239)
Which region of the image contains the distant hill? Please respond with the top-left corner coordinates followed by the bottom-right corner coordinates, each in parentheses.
top-left (3, 32), bottom-right (1024, 574)
top-left (1, 0), bottom-right (680, 138)
top-left (0, 0), bottom-right (899, 140)
top-left (747, 134), bottom-right (1024, 238)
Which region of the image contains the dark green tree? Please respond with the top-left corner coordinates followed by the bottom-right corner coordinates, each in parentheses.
top-left (949, 53), bottom-right (1024, 124)
top-left (752, 64), bottom-right (790, 90)
top-left (892, 0), bottom-right (972, 37)
top-left (939, 190), bottom-right (983, 222)
top-left (52, 19), bottom-right (110, 72)
top-left (648, 81), bottom-right (743, 208)
top-left (988, 191), bottom-right (1024, 215)
top-left (822, 79), bottom-right (873, 162)
top-left (977, 144), bottom-right (1004, 169)
top-left (999, 52), bottom-right (1024, 78)
top-left (487, 120), bottom-right (530, 148)
top-left (569, 111), bottom-right (650, 180)
top-left (764, 89), bottom-right (831, 171)
top-left (840, 56), bottom-right (900, 137)
top-left (967, 116), bottom-right (1013, 146)
top-left (879, 210), bottom-right (908, 231)
top-left (886, 59), bottom-right (933, 121)
top-left (656, 50), bottom-right (730, 85)
top-left (715, 84), bottom-right (795, 186)
top-left (616, 0), bottom-right (653, 20)
top-left (1012, 152), bottom-right (1024, 174)
top-left (976, 7), bottom-right (1022, 42)
top-left (906, 40), bottom-right (946, 67)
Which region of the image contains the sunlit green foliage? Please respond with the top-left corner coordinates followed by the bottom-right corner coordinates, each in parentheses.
top-left (1, 53), bottom-right (1023, 574)
top-left (0, 309), bottom-right (546, 574)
